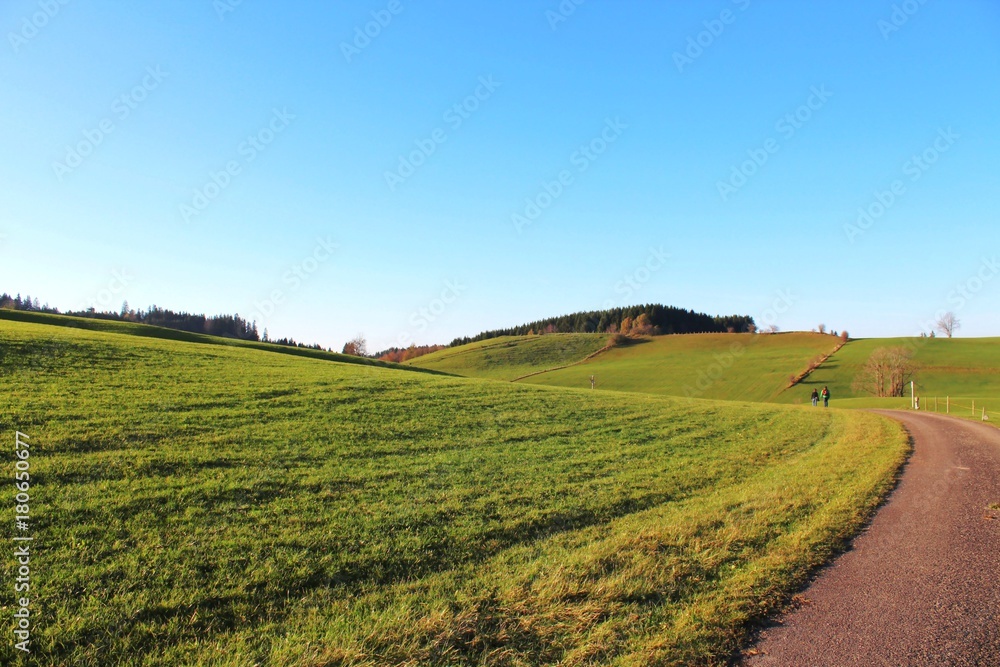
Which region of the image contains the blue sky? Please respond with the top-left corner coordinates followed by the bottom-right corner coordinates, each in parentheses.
top-left (2, 0), bottom-right (998, 351)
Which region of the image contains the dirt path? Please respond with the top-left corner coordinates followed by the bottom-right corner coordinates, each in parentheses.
top-left (745, 411), bottom-right (1000, 667)
top-left (509, 339), bottom-right (616, 383)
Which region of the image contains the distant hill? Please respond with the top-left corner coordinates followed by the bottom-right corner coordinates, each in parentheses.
top-left (0, 292), bottom-right (265, 342)
top-left (773, 336), bottom-right (1000, 410)
top-left (450, 304), bottom-right (754, 347)
top-left (521, 332), bottom-right (842, 402)
top-left (418, 329), bottom-right (1000, 411)
top-left (407, 333), bottom-right (610, 381)
top-left (409, 330), bottom-right (843, 402)
top-left (0, 309), bottom-right (440, 375)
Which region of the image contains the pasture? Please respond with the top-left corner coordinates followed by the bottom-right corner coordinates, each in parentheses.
top-left (0, 318), bottom-right (908, 665)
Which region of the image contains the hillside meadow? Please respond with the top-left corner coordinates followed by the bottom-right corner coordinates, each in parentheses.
top-left (773, 336), bottom-right (1000, 416)
top-left (0, 309), bottom-right (427, 375)
top-left (0, 318), bottom-right (908, 665)
top-left (409, 330), bottom-right (1000, 416)
top-left (406, 334), bottom-right (610, 381)
top-left (518, 333), bottom-right (841, 403)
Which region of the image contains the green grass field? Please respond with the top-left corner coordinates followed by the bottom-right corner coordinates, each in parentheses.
top-left (407, 333), bottom-right (610, 381)
top-left (0, 309), bottom-right (435, 375)
top-left (415, 330), bottom-right (1000, 415)
top-left (0, 318), bottom-right (909, 666)
top-left (772, 337), bottom-right (1000, 415)
top-left (521, 333), bottom-right (841, 403)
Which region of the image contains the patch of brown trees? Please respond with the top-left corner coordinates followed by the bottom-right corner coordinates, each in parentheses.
top-left (852, 346), bottom-right (915, 398)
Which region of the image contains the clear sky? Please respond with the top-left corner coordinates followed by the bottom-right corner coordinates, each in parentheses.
top-left (2, 0), bottom-right (998, 351)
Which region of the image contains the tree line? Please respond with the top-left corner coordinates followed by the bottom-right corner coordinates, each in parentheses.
top-left (2, 292), bottom-right (754, 360)
top-left (0, 292), bottom-right (326, 351)
top-left (449, 304), bottom-right (755, 347)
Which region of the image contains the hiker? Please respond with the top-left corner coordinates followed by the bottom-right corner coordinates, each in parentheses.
top-left (821, 386), bottom-right (830, 407)
top-left (811, 389), bottom-right (819, 407)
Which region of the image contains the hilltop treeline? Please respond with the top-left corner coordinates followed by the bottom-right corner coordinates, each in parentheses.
top-left (1, 292), bottom-right (261, 338)
top-left (126, 305), bottom-right (260, 340)
top-left (0, 292), bottom-right (324, 350)
top-left (0, 293), bottom-right (50, 313)
top-left (450, 304), bottom-right (754, 346)
top-left (3, 292), bottom-right (753, 359)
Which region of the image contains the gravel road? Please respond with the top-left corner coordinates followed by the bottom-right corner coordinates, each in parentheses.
top-left (745, 411), bottom-right (1000, 667)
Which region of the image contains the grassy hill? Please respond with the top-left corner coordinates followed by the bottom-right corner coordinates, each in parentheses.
top-left (521, 332), bottom-right (842, 403)
top-left (0, 318), bottom-right (909, 665)
top-left (773, 336), bottom-right (1000, 415)
top-left (408, 331), bottom-right (999, 417)
top-left (406, 333), bottom-right (611, 380)
top-left (0, 308), bottom-right (436, 375)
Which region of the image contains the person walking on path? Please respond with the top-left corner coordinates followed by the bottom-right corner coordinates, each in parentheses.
top-left (811, 389), bottom-right (820, 407)
top-left (821, 386), bottom-right (830, 407)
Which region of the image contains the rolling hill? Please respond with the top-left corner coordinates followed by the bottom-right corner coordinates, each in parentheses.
top-left (0, 316), bottom-right (907, 665)
top-left (521, 332), bottom-right (842, 402)
top-left (411, 332), bottom-right (843, 402)
top-left (0, 308), bottom-right (437, 375)
top-left (412, 331), bottom-right (1000, 416)
top-left (405, 333), bottom-right (611, 380)
top-left (773, 336), bottom-right (1000, 413)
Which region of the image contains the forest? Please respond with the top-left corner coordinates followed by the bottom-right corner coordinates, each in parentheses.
top-left (449, 304), bottom-right (755, 346)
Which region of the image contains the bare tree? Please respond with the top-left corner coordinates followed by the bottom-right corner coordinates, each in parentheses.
top-left (852, 347), bottom-right (914, 397)
top-left (762, 324), bottom-right (780, 334)
top-left (342, 334), bottom-right (368, 357)
top-left (817, 323), bottom-right (827, 335)
top-left (935, 312), bottom-right (960, 338)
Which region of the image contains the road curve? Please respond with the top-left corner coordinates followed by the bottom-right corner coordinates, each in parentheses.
top-left (745, 411), bottom-right (1000, 667)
